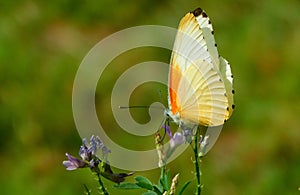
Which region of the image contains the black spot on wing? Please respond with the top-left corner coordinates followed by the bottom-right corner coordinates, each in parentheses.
top-left (211, 31), bottom-right (214, 35)
top-left (232, 89), bottom-right (235, 94)
top-left (232, 104), bottom-right (235, 109)
top-left (214, 43), bottom-right (217, 47)
top-left (202, 12), bottom-right (208, 18)
top-left (192, 8), bottom-right (203, 16)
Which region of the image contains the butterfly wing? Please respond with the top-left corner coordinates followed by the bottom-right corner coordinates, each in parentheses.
top-left (194, 8), bottom-right (235, 118)
top-left (193, 9), bottom-right (220, 69)
top-left (168, 8), bottom-right (233, 126)
top-left (219, 56), bottom-right (235, 118)
top-left (195, 8), bottom-right (235, 117)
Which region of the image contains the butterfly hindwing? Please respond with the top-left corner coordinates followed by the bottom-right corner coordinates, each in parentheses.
top-left (219, 56), bottom-right (234, 118)
top-left (177, 60), bottom-right (228, 126)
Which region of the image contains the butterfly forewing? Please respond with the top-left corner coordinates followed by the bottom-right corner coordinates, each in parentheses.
top-left (193, 8), bottom-right (220, 69)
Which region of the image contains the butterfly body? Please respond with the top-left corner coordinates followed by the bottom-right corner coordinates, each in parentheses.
top-left (167, 8), bottom-right (234, 127)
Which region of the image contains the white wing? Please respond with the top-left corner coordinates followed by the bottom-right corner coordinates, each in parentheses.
top-left (219, 56), bottom-right (235, 117)
top-left (168, 8), bottom-right (233, 126)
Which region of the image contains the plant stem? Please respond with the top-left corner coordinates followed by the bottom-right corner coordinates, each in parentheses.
top-left (193, 128), bottom-right (201, 195)
top-left (97, 172), bottom-right (109, 195)
top-left (83, 184), bottom-right (91, 195)
top-left (160, 162), bottom-right (166, 180)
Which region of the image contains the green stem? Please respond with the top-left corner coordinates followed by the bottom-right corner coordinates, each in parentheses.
top-left (97, 172), bottom-right (109, 195)
top-left (193, 128), bottom-right (201, 195)
top-left (160, 163), bottom-right (166, 181)
top-left (83, 184), bottom-right (91, 195)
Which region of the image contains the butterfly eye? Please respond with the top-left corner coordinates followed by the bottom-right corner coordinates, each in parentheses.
top-left (164, 110), bottom-right (169, 117)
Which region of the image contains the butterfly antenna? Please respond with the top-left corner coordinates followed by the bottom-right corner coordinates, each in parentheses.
top-left (158, 116), bottom-right (171, 143)
top-left (118, 105), bottom-right (164, 110)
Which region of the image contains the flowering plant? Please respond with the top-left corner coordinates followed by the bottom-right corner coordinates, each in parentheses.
top-left (63, 122), bottom-right (211, 195)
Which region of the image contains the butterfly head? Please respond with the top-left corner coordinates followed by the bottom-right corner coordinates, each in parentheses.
top-left (164, 109), bottom-right (181, 124)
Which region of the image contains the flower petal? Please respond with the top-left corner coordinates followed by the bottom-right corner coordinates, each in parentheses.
top-left (79, 145), bottom-right (89, 160)
top-left (63, 161), bottom-right (78, 170)
top-left (170, 132), bottom-right (185, 148)
top-left (162, 125), bottom-right (172, 139)
top-left (64, 153), bottom-right (87, 169)
top-left (173, 132), bottom-right (185, 144)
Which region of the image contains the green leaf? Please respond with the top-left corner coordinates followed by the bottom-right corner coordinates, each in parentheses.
top-left (113, 182), bottom-right (141, 189)
top-left (178, 181), bottom-right (191, 195)
top-left (160, 170), bottom-right (170, 191)
top-left (135, 175), bottom-right (153, 185)
top-left (142, 191), bottom-right (158, 195)
top-left (135, 175), bottom-right (153, 190)
top-left (153, 184), bottom-right (163, 195)
top-left (164, 170), bottom-right (170, 189)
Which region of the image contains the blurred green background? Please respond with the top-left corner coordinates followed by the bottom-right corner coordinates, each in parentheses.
top-left (0, 0), bottom-right (299, 194)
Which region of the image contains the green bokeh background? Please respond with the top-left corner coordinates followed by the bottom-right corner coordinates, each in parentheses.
top-left (0, 0), bottom-right (299, 194)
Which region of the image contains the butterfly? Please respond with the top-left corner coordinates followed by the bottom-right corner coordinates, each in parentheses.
top-left (165, 8), bottom-right (235, 128)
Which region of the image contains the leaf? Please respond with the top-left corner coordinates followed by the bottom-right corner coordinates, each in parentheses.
top-left (178, 181), bottom-right (191, 195)
top-left (153, 184), bottom-right (163, 195)
top-left (164, 170), bottom-right (170, 189)
top-left (142, 191), bottom-right (158, 195)
top-left (135, 175), bottom-right (153, 185)
top-left (100, 162), bottom-right (134, 184)
top-left (135, 175), bottom-right (153, 190)
top-left (160, 170), bottom-right (170, 191)
top-left (113, 182), bottom-right (141, 189)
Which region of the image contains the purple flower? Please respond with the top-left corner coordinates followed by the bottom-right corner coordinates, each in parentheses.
top-left (63, 153), bottom-right (88, 170)
top-left (78, 136), bottom-right (111, 161)
top-left (163, 125), bottom-right (185, 148)
top-left (91, 135), bottom-right (111, 159)
top-left (79, 144), bottom-right (89, 161)
top-left (63, 135), bottom-right (133, 184)
top-left (163, 125), bottom-right (186, 158)
top-left (162, 124), bottom-right (172, 138)
top-left (170, 132), bottom-right (185, 149)
top-left (63, 135), bottom-right (110, 172)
